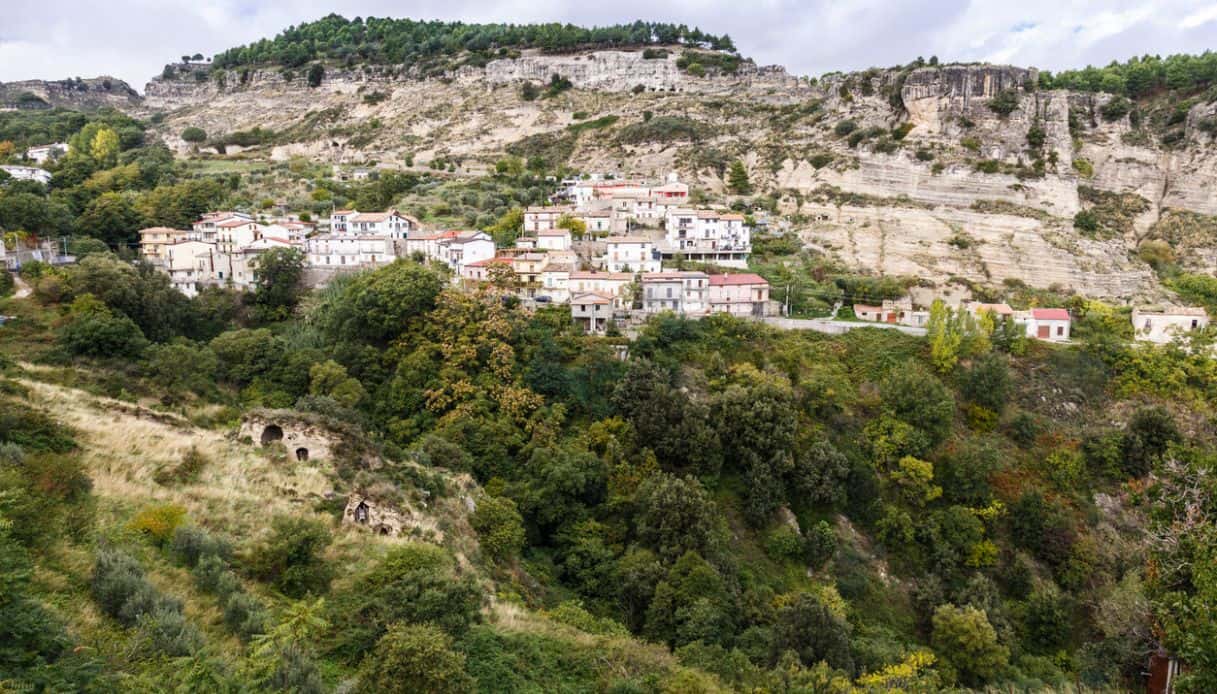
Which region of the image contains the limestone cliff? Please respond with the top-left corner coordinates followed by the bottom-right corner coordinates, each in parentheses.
top-left (0, 76), bottom-right (141, 110)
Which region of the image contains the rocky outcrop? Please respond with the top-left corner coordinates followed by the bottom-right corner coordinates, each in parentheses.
top-left (482, 49), bottom-right (801, 94)
top-left (0, 76), bottom-right (140, 111)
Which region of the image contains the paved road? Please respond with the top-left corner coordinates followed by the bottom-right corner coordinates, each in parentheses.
top-left (763, 316), bottom-right (927, 336)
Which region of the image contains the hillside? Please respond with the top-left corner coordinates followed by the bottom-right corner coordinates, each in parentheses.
top-left (137, 45), bottom-right (1217, 302)
top-left (0, 76), bottom-right (141, 111)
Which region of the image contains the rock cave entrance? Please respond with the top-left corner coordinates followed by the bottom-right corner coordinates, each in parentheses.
top-left (260, 425), bottom-right (283, 446)
top-left (295, 447), bottom-right (309, 461)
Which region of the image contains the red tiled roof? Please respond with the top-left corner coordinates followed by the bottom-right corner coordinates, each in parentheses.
top-left (709, 273), bottom-right (768, 286)
top-left (1032, 308), bottom-right (1070, 321)
top-left (217, 219), bottom-right (253, 228)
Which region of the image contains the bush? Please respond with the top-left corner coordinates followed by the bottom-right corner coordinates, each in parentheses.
top-left (1099, 96), bottom-right (1132, 121)
top-left (975, 159), bottom-right (1001, 174)
top-left (834, 119), bottom-right (858, 136)
top-left (135, 606), bottom-right (203, 656)
top-left (222, 592), bottom-right (269, 640)
top-left (764, 526), bottom-right (804, 562)
top-left (170, 525), bottom-right (231, 568)
top-left (1121, 406), bottom-right (1180, 478)
top-left (471, 494), bottom-right (525, 562)
top-left (59, 297), bottom-right (148, 358)
top-left (805, 521), bottom-right (837, 569)
top-left (306, 63), bottom-right (324, 88)
top-left (154, 446), bottom-right (209, 486)
top-left (127, 504), bottom-right (187, 547)
top-left (1072, 158), bottom-right (1094, 177)
top-left (1074, 209), bottom-right (1099, 233)
top-left (180, 127), bottom-right (207, 143)
top-left (193, 554), bottom-right (243, 597)
top-left (92, 549), bottom-right (149, 621)
top-left (249, 515), bottom-right (334, 597)
top-left (987, 89), bottom-right (1020, 117)
top-left (359, 623), bottom-right (474, 694)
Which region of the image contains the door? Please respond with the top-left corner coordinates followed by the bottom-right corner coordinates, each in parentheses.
top-left (1037, 325), bottom-right (1049, 339)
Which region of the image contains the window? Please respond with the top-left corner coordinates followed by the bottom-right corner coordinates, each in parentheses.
top-left (1057, 326), bottom-right (1063, 336)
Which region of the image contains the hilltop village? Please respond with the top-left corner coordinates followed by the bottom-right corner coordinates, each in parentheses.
top-left (106, 170), bottom-right (1205, 344)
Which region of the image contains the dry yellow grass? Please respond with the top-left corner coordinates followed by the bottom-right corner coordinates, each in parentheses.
top-left (20, 377), bottom-right (336, 538)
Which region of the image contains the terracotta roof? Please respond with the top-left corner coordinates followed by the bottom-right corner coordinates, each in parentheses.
top-left (1032, 308), bottom-right (1070, 321)
top-left (572, 292), bottom-right (612, 304)
top-left (351, 212), bottom-right (395, 223)
top-left (537, 229), bottom-right (571, 236)
top-left (709, 273), bottom-right (768, 286)
top-left (853, 304), bottom-right (882, 313)
top-left (543, 263), bottom-right (574, 273)
top-left (526, 205), bottom-right (573, 214)
top-left (139, 226), bottom-right (185, 236)
top-left (606, 236), bottom-right (652, 244)
top-left (217, 219), bottom-right (254, 228)
top-left (332, 209), bottom-right (356, 215)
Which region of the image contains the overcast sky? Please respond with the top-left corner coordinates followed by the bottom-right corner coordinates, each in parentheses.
top-left (4, 0), bottom-right (1217, 89)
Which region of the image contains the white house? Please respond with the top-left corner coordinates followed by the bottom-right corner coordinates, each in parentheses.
top-left (191, 211), bottom-right (253, 244)
top-left (405, 230), bottom-right (494, 274)
top-left (569, 271), bottom-right (633, 310)
top-left (0, 165), bottom-right (51, 185)
top-left (641, 271), bottom-right (709, 315)
top-left (540, 263), bottom-right (573, 303)
top-left (661, 208), bottom-right (751, 268)
top-left (344, 209), bottom-right (416, 239)
top-left (571, 292), bottom-right (614, 334)
top-left (162, 240), bottom-right (220, 297)
top-left (524, 206), bottom-right (574, 233)
top-left (537, 229), bottom-right (573, 251)
top-left (230, 237), bottom-right (295, 287)
top-left (215, 218), bottom-right (266, 255)
top-left (1017, 308), bottom-right (1071, 342)
top-left (306, 234), bottom-right (394, 269)
top-left (602, 236), bottom-right (660, 273)
top-left (707, 273), bottom-right (771, 317)
top-left (1131, 307), bottom-right (1210, 344)
top-left (25, 142), bottom-right (68, 163)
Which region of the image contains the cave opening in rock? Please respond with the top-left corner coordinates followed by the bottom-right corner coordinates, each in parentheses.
top-left (260, 425), bottom-right (283, 446)
top-left (295, 447), bottom-right (309, 461)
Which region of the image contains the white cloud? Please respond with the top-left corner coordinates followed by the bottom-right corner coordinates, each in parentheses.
top-left (2, 0), bottom-right (1215, 89)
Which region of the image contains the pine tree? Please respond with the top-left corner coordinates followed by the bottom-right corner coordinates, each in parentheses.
top-left (727, 160), bottom-right (751, 195)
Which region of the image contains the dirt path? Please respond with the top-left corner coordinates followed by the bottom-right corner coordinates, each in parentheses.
top-left (12, 274), bottom-right (31, 298)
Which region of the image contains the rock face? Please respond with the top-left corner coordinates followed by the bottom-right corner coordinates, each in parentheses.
top-left (481, 49), bottom-right (801, 94)
top-left (343, 494), bottom-right (409, 536)
top-left (238, 410), bottom-right (345, 463)
top-left (0, 76), bottom-right (141, 110)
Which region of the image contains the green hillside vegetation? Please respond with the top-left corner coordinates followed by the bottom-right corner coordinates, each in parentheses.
top-left (209, 14), bottom-right (737, 75)
top-left (3, 247), bottom-right (1217, 691)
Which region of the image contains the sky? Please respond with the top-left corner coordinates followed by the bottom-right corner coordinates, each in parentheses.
top-left (3, 0), bottom-right (1217, 89)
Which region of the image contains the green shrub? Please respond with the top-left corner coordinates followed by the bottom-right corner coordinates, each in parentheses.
top-left (170, 525), bottom-right (231, 568)
top-left (471, 494), bottom-right (525, 562)
top-left (764, 526), bottom-right (804, 562)
top-left (1072, 158), bottom-right (1094, 177)
top-left (1099, 96), bottom-right (1132, 121)
top-left (805, 521), bottom-right (837, 569)
top-left (891, 122), bottom-right (915, 140)
top-left (359, 623), bottom-right (474, 694)
top-left (975, 159), bottom-right (1001, 174)
top-left (915, 148), bottom-right (934, 161)
top-left (1074, 209), bottom-right (1099, 233)
top-left (987, 89), bottom-right (1020, 116)
top-left (222, 592), bottom-right (269, 640)
top-left (135, 606), bottom-right (203, 656)
top-left (961, 136), bottom-right (981, 152)
top-left (180, 127), bottom-right (207, 143)
top-left (193, 553), bottom-right (241, 596)
top-left (834, 120), bottom-right (858, 136)
top-left (248, 515), bottom-right (334, 598)
top-left (92, 549), bottom-right (149, 621)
